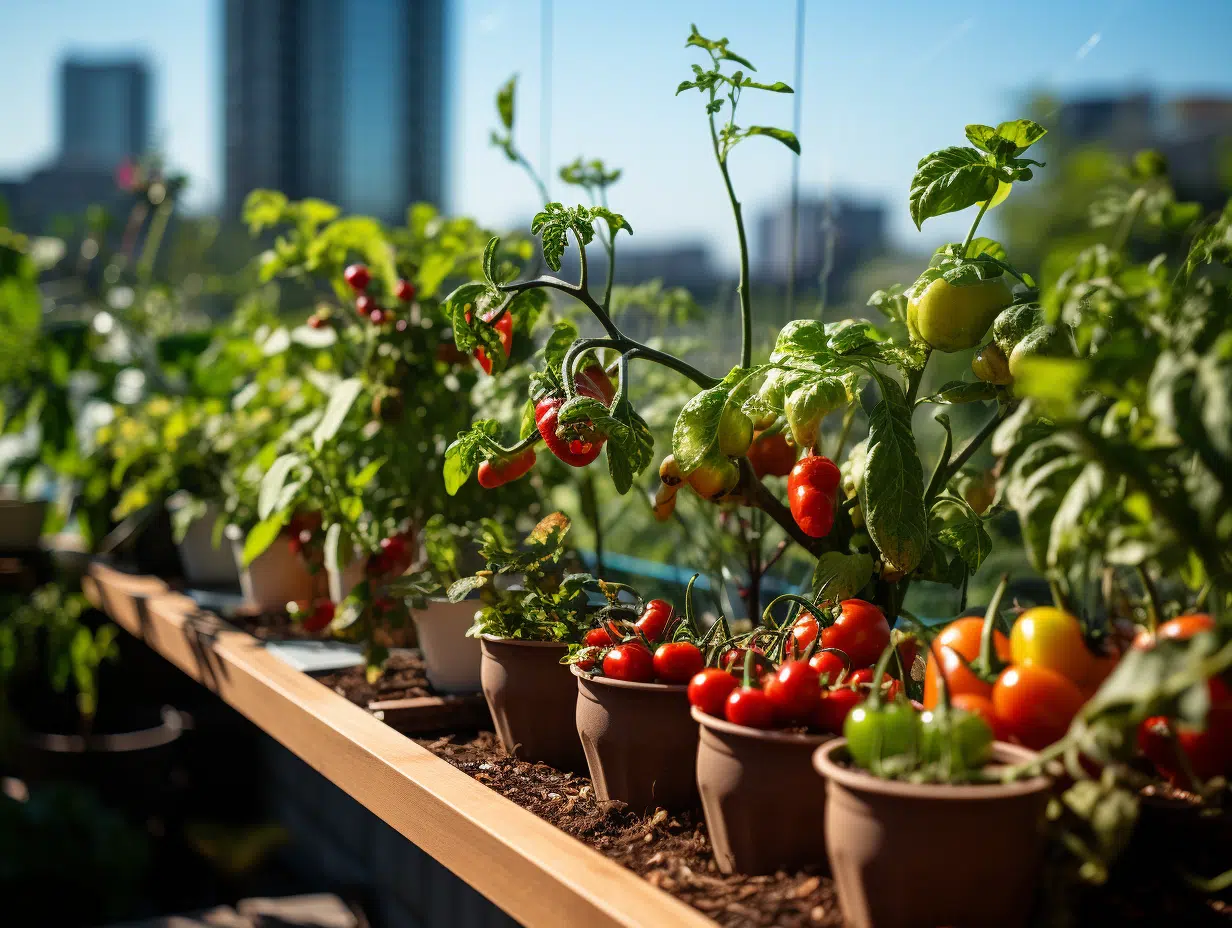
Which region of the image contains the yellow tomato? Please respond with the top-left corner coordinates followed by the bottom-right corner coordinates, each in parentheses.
top-left (1009, 606), bottom-right (1094, 684)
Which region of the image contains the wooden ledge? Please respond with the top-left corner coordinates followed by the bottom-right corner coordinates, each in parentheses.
top-left (89, 562), bottom-right (713, 928)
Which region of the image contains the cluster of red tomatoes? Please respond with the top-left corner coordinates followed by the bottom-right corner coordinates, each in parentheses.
top-left (1135, 613), bottom-right (1232, 787)
top-left (308, 262), bottom-right (416, 330)
top-left (577, 599), bottom-right (707, 685)
top-left (687, 599), bottom-right (900, 732)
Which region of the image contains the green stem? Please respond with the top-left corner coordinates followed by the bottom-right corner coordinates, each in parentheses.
top-left (1136, 564), bottom-right (1162, 635)
top-left (961, 199), bottom-right (991, 257)
top-left (709, 118), bottom-right (752, 369)
top-left (926, 406), bottom-right (1009, 506)
top-left (1111, 188), bottom-right (1145, 253)
top-left (905, 349), bottom-right (932, 406)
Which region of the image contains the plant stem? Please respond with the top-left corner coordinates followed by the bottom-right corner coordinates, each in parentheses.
top-left (961, 200), bottom-right (991, 257)
top-left (926, 406), bottom-right (1008, 504)
top-left (1111, 188), bottom-right (1146, 253)
top-left (738, 458), bottom-right (822, 553)
top-left (1136, 564), bottom-right (1162, 634)
top-left (905, 349), bottom-right (933, 406)
top-left (709, 120), bottom-right (753, 369)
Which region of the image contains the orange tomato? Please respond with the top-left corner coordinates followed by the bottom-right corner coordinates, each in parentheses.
top-left (992, 664), bottom-right (1086, 750)
top-left (921, 616), bottom-right (1010, 709)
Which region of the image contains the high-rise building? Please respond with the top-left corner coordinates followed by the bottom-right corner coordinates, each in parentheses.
top-left (223, 0), bottom-right (446, 222)
top-left (755, 196), bottom-right (886, 296)
top-left (59, 57), bottom-right (151, 169)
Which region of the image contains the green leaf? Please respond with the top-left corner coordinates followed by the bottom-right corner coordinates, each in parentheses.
top-left (323, 521), bottom-right (343, 600)
top-left (496, 76), bottom-right (516, 130)
top-left (909, 147), bottom-right (998, 229)
top-left (482, 236), bottom-right (500, 286)
top-left (542, 320), bottom-right (580, 370)
top-left (312, 378), bottom-right (364, 450)
top-left (994, 119), bottom-right (1047, 154)
top-left (605, 404), bottom-right (654, 495)
top-left (530, 203), bottom-right (597, 272)
top-left (916, 381), bottom-right (999, 406)
top-left (447, 575), bottom-right (488, 603)
top-left (740, 79), bottom-right (792, 93)
top-left (812, 551), bottom-right (874, 602)
top-left (745, 126), bottom-right (801, 155)
top-left (258, 452), bottom-right (305, 520)
top-left (443, 420), bottom-right (501, 496)
top-left (242, 513), bottom-right (287, 566)
top-left (932, 499), bottom-right (993, 572)
top-left (860, 378), bottom-right (928, 574)
top-left (670, 368), bottom-right (750, 474)
top-left (348, 458), bottom-right (385, 491)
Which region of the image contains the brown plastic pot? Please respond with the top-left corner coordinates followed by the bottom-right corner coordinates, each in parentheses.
top-left (813, 738), bottom-right (1051, 928)
top-left (574, 666), bottom-right (699, 812)
top-left (480, 636), bottom-right (584, 771)
top-left (694, 706), bottom-right (832, 874)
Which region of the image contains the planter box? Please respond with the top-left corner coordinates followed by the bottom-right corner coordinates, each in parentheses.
top-left (88, 562), bottom-right (713, 928)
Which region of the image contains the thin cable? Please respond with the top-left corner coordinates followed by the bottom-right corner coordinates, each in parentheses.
top-left (540, 0), bottom-right (553, 199)
top-left (785, 0), bottom-right (806, 318)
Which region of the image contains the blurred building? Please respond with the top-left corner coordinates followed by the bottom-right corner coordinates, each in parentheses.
top-left (60, 57), bottom-right (151, 169)
top-left (223, 0), bottom-right (447, 223)
top-left (0, 55), bottom-right (150, 234)
top-left (754, 196), bottom-right (886, 297)
top-left (1057, 92), bottom-right (1232, 208)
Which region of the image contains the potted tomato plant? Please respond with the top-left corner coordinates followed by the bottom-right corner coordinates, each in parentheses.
top-left (567, 582), bottom-right (713, 812)
top-left (454, 513), bottom-right (596, 771)
top-left (392, 516), bottom-right (486, 694)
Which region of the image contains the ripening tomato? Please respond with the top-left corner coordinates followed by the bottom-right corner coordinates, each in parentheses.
top-left (821, 600), bottom-right (891, 669)
top-left (635, 599), bottom-right (675, 642)
top-left (1138, 678), bottom-right (1232, 785)
top-left (466, 308), bottom-right (513, 375)
top-left (1135, 613), bottom-right (1216, 650)
top-left (653, 641), bottom-right (704, 684)
top-left (746, 430), bottom-right (797, 478)
top-left (814, 686), bottom-right (863, 734)
top-left (725, 687), bottom-right (775, 729)
top-left (763, 660), bottom-right (822, 724)
top-left (688, 668), bottom-right (739, 717)
top-left (922, 616), bottom-right (1010, 709)
top-left (602, 642), bottom-right (654, 683)
top-left (992, 664), bottom-right (1086, 750)
top-left (1009, 606), bottom-right (1094, 683)
top-left (585, 627), bottom-right (616, 648)
top-left (302, 601), bottom-right (335, 633)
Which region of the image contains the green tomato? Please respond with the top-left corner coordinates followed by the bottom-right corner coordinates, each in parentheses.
top-left (907, 276), bottom-right (1013, 353)
top-left (991, 303), bottom-right (1043, 356)
top-left (785, 378), bottom-right (846, 451)
top-left (717, 404), bottom-right (754, 457)
top-left (919, 708), bottom-right (994, 772)
top-left (844, 700), bottom-right (920, 771)
top-left (1008, 324), bottom-right (1070, 379)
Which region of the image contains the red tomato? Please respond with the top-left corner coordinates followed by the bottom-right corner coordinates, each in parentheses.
top-left (302, 601), bottom-right (334, 633)
top-left (814, 686), bottom-right (863, 734)
top-left (790, 615), bottom-right (819, 655)
top-left (747, 431), bottom-right (797, 478)
top-left (635, 599), bottom-right (675, 643)
top-left (821, 600), bottom-right (891, 670)
top-left (584, 627), bottom-right (616, 648)
top-left (1135, 613), bottom-right (1216, 650)
top-left (343, 263), bottom-right (370, 292)
top-left (763, 660), bottom-right (822, 723)
top-left (653, 641), bottom-right (704, 684)
top-left (688, 668), bottom-right (739, 717)
top-left (896, 634), bottom-right (920, 672)
top-left (1138, 677), bottom-right (1232, 786)
top-left (395, 279), bottom-right (416, 302)
top-left (576, 654), bottom-right (596, 671)
top-left (465, 308), bottom-right (514, 375)
top-left (992, 664), bottom-right (1086, 750)
top-left (725, 687), bottom-right (775, 729)
top-left (603, 642), bottom-right (654, 683)
top-left (922, 617), bottom-right (1011, 709)
top-left (808, 649), bottom-right (846, 684)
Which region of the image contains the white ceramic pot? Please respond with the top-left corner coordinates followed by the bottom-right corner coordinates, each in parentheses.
top-left (0, 498), bottom-right (47, 550)
top-left (170, 500), bottom-right (241, 588)
top-left (412, 597), bottom-right (482, 693)
top-left (228, 526), bottom-right (316, 612)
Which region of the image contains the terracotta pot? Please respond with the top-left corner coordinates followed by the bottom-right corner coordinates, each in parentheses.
top-left (574, 666), bottom-right (699, 812)
top-left (480, 636), bottom-right (584, 771)
top-left (0, 498), bottom-right (47, 550)
top-left (412, 598), bottom-right (482, 693)
top-left (228, 526), bottom-right (316, 612)
top-left (814, 738), bottom-right (1051, 928)
top-left (169, 499), bottom-right (240, 588)
top-left (694, 706), bottom-right (832, 874)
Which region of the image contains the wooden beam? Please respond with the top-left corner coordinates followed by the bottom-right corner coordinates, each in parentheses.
top-left (89, 563), bottom-right (713, 928)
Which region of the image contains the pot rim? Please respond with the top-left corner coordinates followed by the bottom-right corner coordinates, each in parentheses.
top-left (0, 497), bottom-right (47, 508)
top-left (692, 705), bottom-right (834, 745)
top-left (571, 663), bottom-right (688, 693)
top-left (480, 634), bottom-right (569, 649)
top-left (25, 706), bottom-right (185, 754)
top-left (813, 737), bottom-right (1052, 799)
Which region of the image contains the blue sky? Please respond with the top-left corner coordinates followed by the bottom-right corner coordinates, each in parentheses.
top-left (2, 0), bottom-right (1231, 262)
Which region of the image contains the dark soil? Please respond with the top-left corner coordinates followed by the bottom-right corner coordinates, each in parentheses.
top-left (315, 652), bottom-right (432, 707)
top-left (416, 731), bottom-right (842, 927)
top-left (227, 609), bottom-right (319, 641)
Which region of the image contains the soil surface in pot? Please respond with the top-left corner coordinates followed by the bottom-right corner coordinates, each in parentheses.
top-left (316, 652), bottom-right (432, 706)
top-left (227, 608), bottom-right (321, 641)
top-left (416, 731), bottom-right (841, 928)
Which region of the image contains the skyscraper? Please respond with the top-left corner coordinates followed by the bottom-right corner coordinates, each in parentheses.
top-left (59, 57), bottom-right (151, 169)
top-left (223, 0), bottom-right (446, 223)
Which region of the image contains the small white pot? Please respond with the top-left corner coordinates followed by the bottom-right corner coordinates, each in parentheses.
top-left (228, 526), bottom-right (316, 612)
top-left (0, 498), bottom-right (47, 550)
top-left (412, 597), bottom-right (482, 693)
top-left (171, 500), bottom-right (241, 588)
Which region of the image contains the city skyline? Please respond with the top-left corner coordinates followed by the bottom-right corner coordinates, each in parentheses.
top-left (2, 0), bottom-right (1232, 264)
